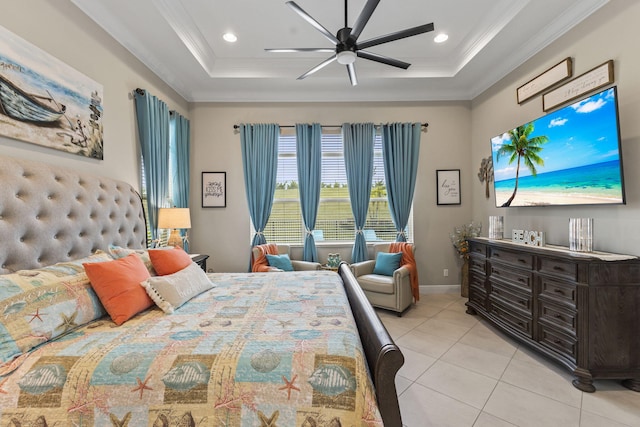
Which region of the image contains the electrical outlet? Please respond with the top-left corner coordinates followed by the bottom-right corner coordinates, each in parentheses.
top-left (444, 269), bottom-right (449, 277)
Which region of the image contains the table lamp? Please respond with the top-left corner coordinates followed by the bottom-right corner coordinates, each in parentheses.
top-left (157, 207), bottom-right (191, 249)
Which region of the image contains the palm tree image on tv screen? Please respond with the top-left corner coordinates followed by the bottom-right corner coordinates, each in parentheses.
top-left (496, 123), bottom-right (548, 207)
top-left (490, 86), bottom-right (625, 208)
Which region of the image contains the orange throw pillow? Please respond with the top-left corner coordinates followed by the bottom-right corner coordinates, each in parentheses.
top-left (84, 253), bottom-right (153, 325)
top-left (148, 247), bottom-right (193, 276)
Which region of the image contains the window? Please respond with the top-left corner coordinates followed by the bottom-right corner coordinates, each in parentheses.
top-left (264, 129), bottom-right (413, 243)
top-left (140, 118), bottom-right (177, 247)
top-left (140, 157), bottom-right (169, 247)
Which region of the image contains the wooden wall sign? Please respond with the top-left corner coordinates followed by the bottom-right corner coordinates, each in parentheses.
top-left (543, 60), bottom-right (614, 112)
top-left (517, 57), bottom-right (572, 104)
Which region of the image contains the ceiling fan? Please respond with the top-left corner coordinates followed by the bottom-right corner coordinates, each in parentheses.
top-left (265, 0), bottom-right (434, 86)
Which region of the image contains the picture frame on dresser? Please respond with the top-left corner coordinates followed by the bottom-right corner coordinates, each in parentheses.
top-left (436, 169), bottom-right (461, 205)
top-left (202, 172), bottom-right (226, 208)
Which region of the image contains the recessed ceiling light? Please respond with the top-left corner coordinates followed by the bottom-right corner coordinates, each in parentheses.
top-left (223, 32), bottom-right (237, 43)
top-left (434, 33), bottom-right (449, 43)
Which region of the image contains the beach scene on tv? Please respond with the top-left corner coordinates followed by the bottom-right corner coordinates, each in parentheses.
top-left (491, 87), bottom-right (625, 207)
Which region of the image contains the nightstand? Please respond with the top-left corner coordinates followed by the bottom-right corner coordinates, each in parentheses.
top-left (190, 254), bottom-right (210, 272)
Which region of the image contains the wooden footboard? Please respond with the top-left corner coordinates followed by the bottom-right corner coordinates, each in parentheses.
top-left (339, 263), bottom-right (404, 427)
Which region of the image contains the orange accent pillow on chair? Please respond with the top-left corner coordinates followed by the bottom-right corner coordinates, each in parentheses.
top-left (84, 253), bottom-right (153, 325)
top-left (148, 247), bottom-right (193, 276)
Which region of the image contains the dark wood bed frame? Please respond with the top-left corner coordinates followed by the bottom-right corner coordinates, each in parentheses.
top-left (0, 154), bottom-right (405, 426)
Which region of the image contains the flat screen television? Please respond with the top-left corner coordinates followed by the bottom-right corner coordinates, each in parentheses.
top-left (490, 86), bottom-right (625, 207)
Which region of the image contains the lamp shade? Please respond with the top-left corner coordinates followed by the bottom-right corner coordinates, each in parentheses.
top-left (157, 208), bottom-right (191, 229)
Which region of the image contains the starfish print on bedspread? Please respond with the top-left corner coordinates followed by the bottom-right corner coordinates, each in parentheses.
top-left (279, 374), bottom-right (300, 400)
top-left (56, 311), bottom-right (79, 333)
top-left (109, 412), bottom-right (132, 427)
top-left (131, 375), bottom-right (153, 399)
top-left (28, 307), bottom-right (45, 323)
top-left (258, 410), bottom-right (279, 427)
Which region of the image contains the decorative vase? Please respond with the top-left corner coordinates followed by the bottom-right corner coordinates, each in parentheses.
top-left (327, 253), bottom-right (341, 268)
top-left (461, 256), bottom-right (470, 298)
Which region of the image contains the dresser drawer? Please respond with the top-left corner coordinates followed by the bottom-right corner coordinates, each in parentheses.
top-left (469, 283), bottom-right (487, 307)
top-left (469, 255), bottom-right (486, 275)
top-left (490, 264), bottom-right (533, 291)
top-left (491, 281), bottom-right (532, 312)
top-left (490, 247), bottom-right (533, 269)
top-left (538, 257), bottom-right (578, 281)
top-left (539, 277), bottom-right (577, 308)
top-left (538, 297), bottom-right (577, 333)
top-left (490, 296), bottom-right (533, 337)
top-left (469, 241), bottom-right (487, 257)
top-left (538, 323), bottom-right (577, 362)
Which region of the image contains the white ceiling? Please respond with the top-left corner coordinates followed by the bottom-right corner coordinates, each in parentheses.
top-left (71, 0), bottom-right (608, 103)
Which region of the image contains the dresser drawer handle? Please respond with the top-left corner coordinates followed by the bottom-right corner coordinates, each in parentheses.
top-left (554, 339), bottom-right (563, 344)
top-left (519, 300), bottom-right (527, 306)
top-left (553, 289), bottom-right (565, 295)
top-left (553, 266), bottom-right (565, 271)
top-left (555, 314), bottom-right (564, 320)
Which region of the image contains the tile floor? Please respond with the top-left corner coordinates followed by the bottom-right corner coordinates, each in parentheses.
top-left (375, 293), bottom-right (640, 427)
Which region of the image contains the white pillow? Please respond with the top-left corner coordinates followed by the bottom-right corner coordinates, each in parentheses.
top-left (140, 262), bottom-right (214, 313)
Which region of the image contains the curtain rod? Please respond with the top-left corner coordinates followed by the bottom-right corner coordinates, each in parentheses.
top-left (233, 123), bottom-right (429, 131)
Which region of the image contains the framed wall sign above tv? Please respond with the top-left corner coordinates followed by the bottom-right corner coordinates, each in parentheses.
top-left (490, 86), bottom-right (625, 208)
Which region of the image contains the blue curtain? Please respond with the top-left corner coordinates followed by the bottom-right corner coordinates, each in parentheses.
top-left (240, 124), bottom-right (280, 265)
top-left (296, 123), bottom-right (322, 262)
top-left (170, 111), bottom-right (191, 252)
top-left (382, 123), bottom-right (421, 242)
top-left (134, 89), bottom-right (170, 245)
top-left (342, 123), bottom-right (375, 263)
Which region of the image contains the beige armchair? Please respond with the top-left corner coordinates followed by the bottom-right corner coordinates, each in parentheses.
top-left (251, 244), bottom-right (321, 272)
top-left (350, 243), bottom-right (414, 316)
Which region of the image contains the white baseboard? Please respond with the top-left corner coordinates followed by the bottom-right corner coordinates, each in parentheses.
top-left (419, 284), bottom-right (460, 294)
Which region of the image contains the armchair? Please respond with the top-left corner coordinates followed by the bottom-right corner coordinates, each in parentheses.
top-left (251, 244), bottom-right (321, 272)
top-left (350, 243), bottom-right (414, 316)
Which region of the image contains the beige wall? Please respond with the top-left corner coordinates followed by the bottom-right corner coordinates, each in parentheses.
top-left (471, 1), bottom-right (640, 256)
top-left (189, 102), bottom-right (472, 288)
top-left (0, 0), bottom-right (188, 188)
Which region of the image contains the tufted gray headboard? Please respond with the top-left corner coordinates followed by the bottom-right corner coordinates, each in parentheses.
top-left (0, 155), bottom-right (147, 274)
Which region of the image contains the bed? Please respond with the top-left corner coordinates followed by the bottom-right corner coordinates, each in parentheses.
top-left (0, 155), bottom-right (404, 426)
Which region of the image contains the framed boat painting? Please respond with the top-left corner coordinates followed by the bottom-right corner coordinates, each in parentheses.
top-left (0, 25), bottom-right (104, 159)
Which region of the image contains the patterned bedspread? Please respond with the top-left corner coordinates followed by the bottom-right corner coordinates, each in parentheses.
top-left (0, 271), bottom-right (383, 426)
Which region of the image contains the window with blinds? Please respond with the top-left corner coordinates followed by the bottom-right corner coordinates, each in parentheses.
top-left (263, 130), bottom-right (413, 244)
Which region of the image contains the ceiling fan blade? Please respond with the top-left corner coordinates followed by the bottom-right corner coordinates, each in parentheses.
top-left (265, 48), bottom-right (335, 53)
top-left (297, 54), bottom-right (338, 80)
top-left (350, 0), bottom-right (380, 41)
top-left (286, 1), bottom-right (340, 45)
top-left (357, 22), bottom-right (434, 50)
top-left (347, 63), bottom-right (358, 86)
top-left (357, 50), bottom-right (411, 69)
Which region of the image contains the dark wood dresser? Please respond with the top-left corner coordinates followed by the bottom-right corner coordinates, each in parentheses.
top-left (465, 237), bottom-right (640, 392)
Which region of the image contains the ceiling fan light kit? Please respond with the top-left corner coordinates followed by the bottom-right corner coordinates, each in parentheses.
top-left (337, 50), bottom-right (357, 65)
top-left (266, 0), bottom-right (434, 86)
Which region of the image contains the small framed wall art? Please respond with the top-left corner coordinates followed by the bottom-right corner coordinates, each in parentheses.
top-left (202, 172), bottom-right (226, 208)
top-left (436, 169), bottom-right (461, 205)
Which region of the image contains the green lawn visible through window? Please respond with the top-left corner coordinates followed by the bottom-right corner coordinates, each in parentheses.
top-left (263, 131), bottom-right (412, 244)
